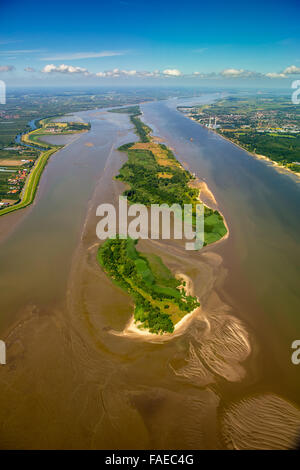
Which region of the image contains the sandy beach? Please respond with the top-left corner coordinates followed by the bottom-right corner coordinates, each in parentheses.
top-left (192, 179), bottom-right (230, 244)
top-left (112, 272), bottom-right (202, 342)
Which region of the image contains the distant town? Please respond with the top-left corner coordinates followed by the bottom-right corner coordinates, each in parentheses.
top-left (179, 95), bottom-right (300, 173)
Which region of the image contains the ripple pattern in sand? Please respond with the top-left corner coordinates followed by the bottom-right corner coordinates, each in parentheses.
top-left (197, 313), bottom-right (251, 382)
top-left (174, 311), bottom-right (251, 385)
top-left (222, 394), bottom-right (300, 449)
top-left (172, 342), bottom-right (216, 387)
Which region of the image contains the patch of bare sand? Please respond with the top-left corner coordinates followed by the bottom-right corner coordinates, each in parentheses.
top-left (0, 159), bottom-right (25, 166)
top-left (112, 273), bottom-right (201, 342)
top-left (221, 394), bottom-right (300, 449)
top-left (189, 179), bottom-right (217, 206)
top-left (172, 290), bottom-right (252, 384)
top-left (195, 182), bottom-right (230, 244)
top-left (189, 182), bottom-right (230, 246)
top-left (256, 154), bottom-right (300, 178)
top-left (152, 135), bottom-right (165, 143)
top-left (200, 252), bottom-right (223, 267)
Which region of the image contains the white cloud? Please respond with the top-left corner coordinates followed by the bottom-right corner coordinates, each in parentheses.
top-left (42, 64), bottom-right (89, 74)
top-left (220, 68), bottom-right (256, 78)
top-left (96, 68), bottom-right (128, 77)
top-left (163, 69), bottom-right (182, 76)
top-left (30, 63), bottom-right (299, 81)
top-left (141, 70), bottom-right (160, 77)
top-left (95, 71), bottom-right (106, 77)
top-left (0, 49), bottom-right (42, 54)
top-left (41, 51), bottom-right (124, 61)
top-left (42, 65), bottom-right (151, 78)
top-left (193, 71), bottom-right (216, 78)
top-left (0, 65), bottom-right (14, 72)
top-left (121, 69), bottom-right (137, 76)
top-left (283, 65), bottom-right (300, 75)
top-left (265, 72), bottom-right (287, 79)
top-left (264, 65), bottom-right (300, 78)
top-left (96, 68), bottom-right (160, 78)
top-left (191, 69), bottom-right (258, 79)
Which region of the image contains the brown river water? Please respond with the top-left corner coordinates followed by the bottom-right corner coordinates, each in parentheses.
top-left (0, 96), bottom-right (299, 449)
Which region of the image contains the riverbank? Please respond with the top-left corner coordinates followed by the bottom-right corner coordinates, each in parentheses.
top-left (191, 179), bottom-right (230, 245)
top-left (218, 130), bottom-right (300, 179)
top-left (0, 147), bottom-right (59, 216)
top-left (187, 115), bottom-right (300, 180)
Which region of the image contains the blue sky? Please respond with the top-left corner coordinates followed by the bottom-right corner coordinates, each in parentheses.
top-left (0, 0), bottom-right (299, 86)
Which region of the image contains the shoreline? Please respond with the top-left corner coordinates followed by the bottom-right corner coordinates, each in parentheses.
top-left (149, 126), bottom-right (230, 246)
top-left (0, 121), bottom-right (89, 217)
top-left (194, 180), bottom-right (230, 245)
top-left (186, 115), bottom-right (300, 180)
top-left (149, 127), bottom-right (230, 247)
top-left (112, 272), bottom-right (202, 342)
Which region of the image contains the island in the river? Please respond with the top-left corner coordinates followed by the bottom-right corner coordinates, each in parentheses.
top-left (113, 106), bottom-right (227, 245)
top-left (98, 237), bottom-right (199, 334)
top-left (97, 106), bottom-right (227, 334)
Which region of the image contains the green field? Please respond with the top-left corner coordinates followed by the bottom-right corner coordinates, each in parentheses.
top-left (98, 237), bottom-right (199, 334)
top-left (0, 147), bottom-right (58, 216)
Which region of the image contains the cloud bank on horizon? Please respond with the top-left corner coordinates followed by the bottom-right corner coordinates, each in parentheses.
top-left (1, 49), bottom-right (300, 84)
top-left (2, 62), bottom-right (297, 81)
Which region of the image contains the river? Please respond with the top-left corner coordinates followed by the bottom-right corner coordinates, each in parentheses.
top-left (0, 97), bottom-right (299, 449)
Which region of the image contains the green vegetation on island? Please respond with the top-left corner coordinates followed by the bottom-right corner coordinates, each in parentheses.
top-left (97, 106), bottom-right (227, 335)
top-left (109, 105), bottom-right (141, 115)
top-left (113, 106), bottom-right (227, 245)
top-left (110, 106), bottom-right (151, 142)
top-left (98, 237), bottom-right (199, 334)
